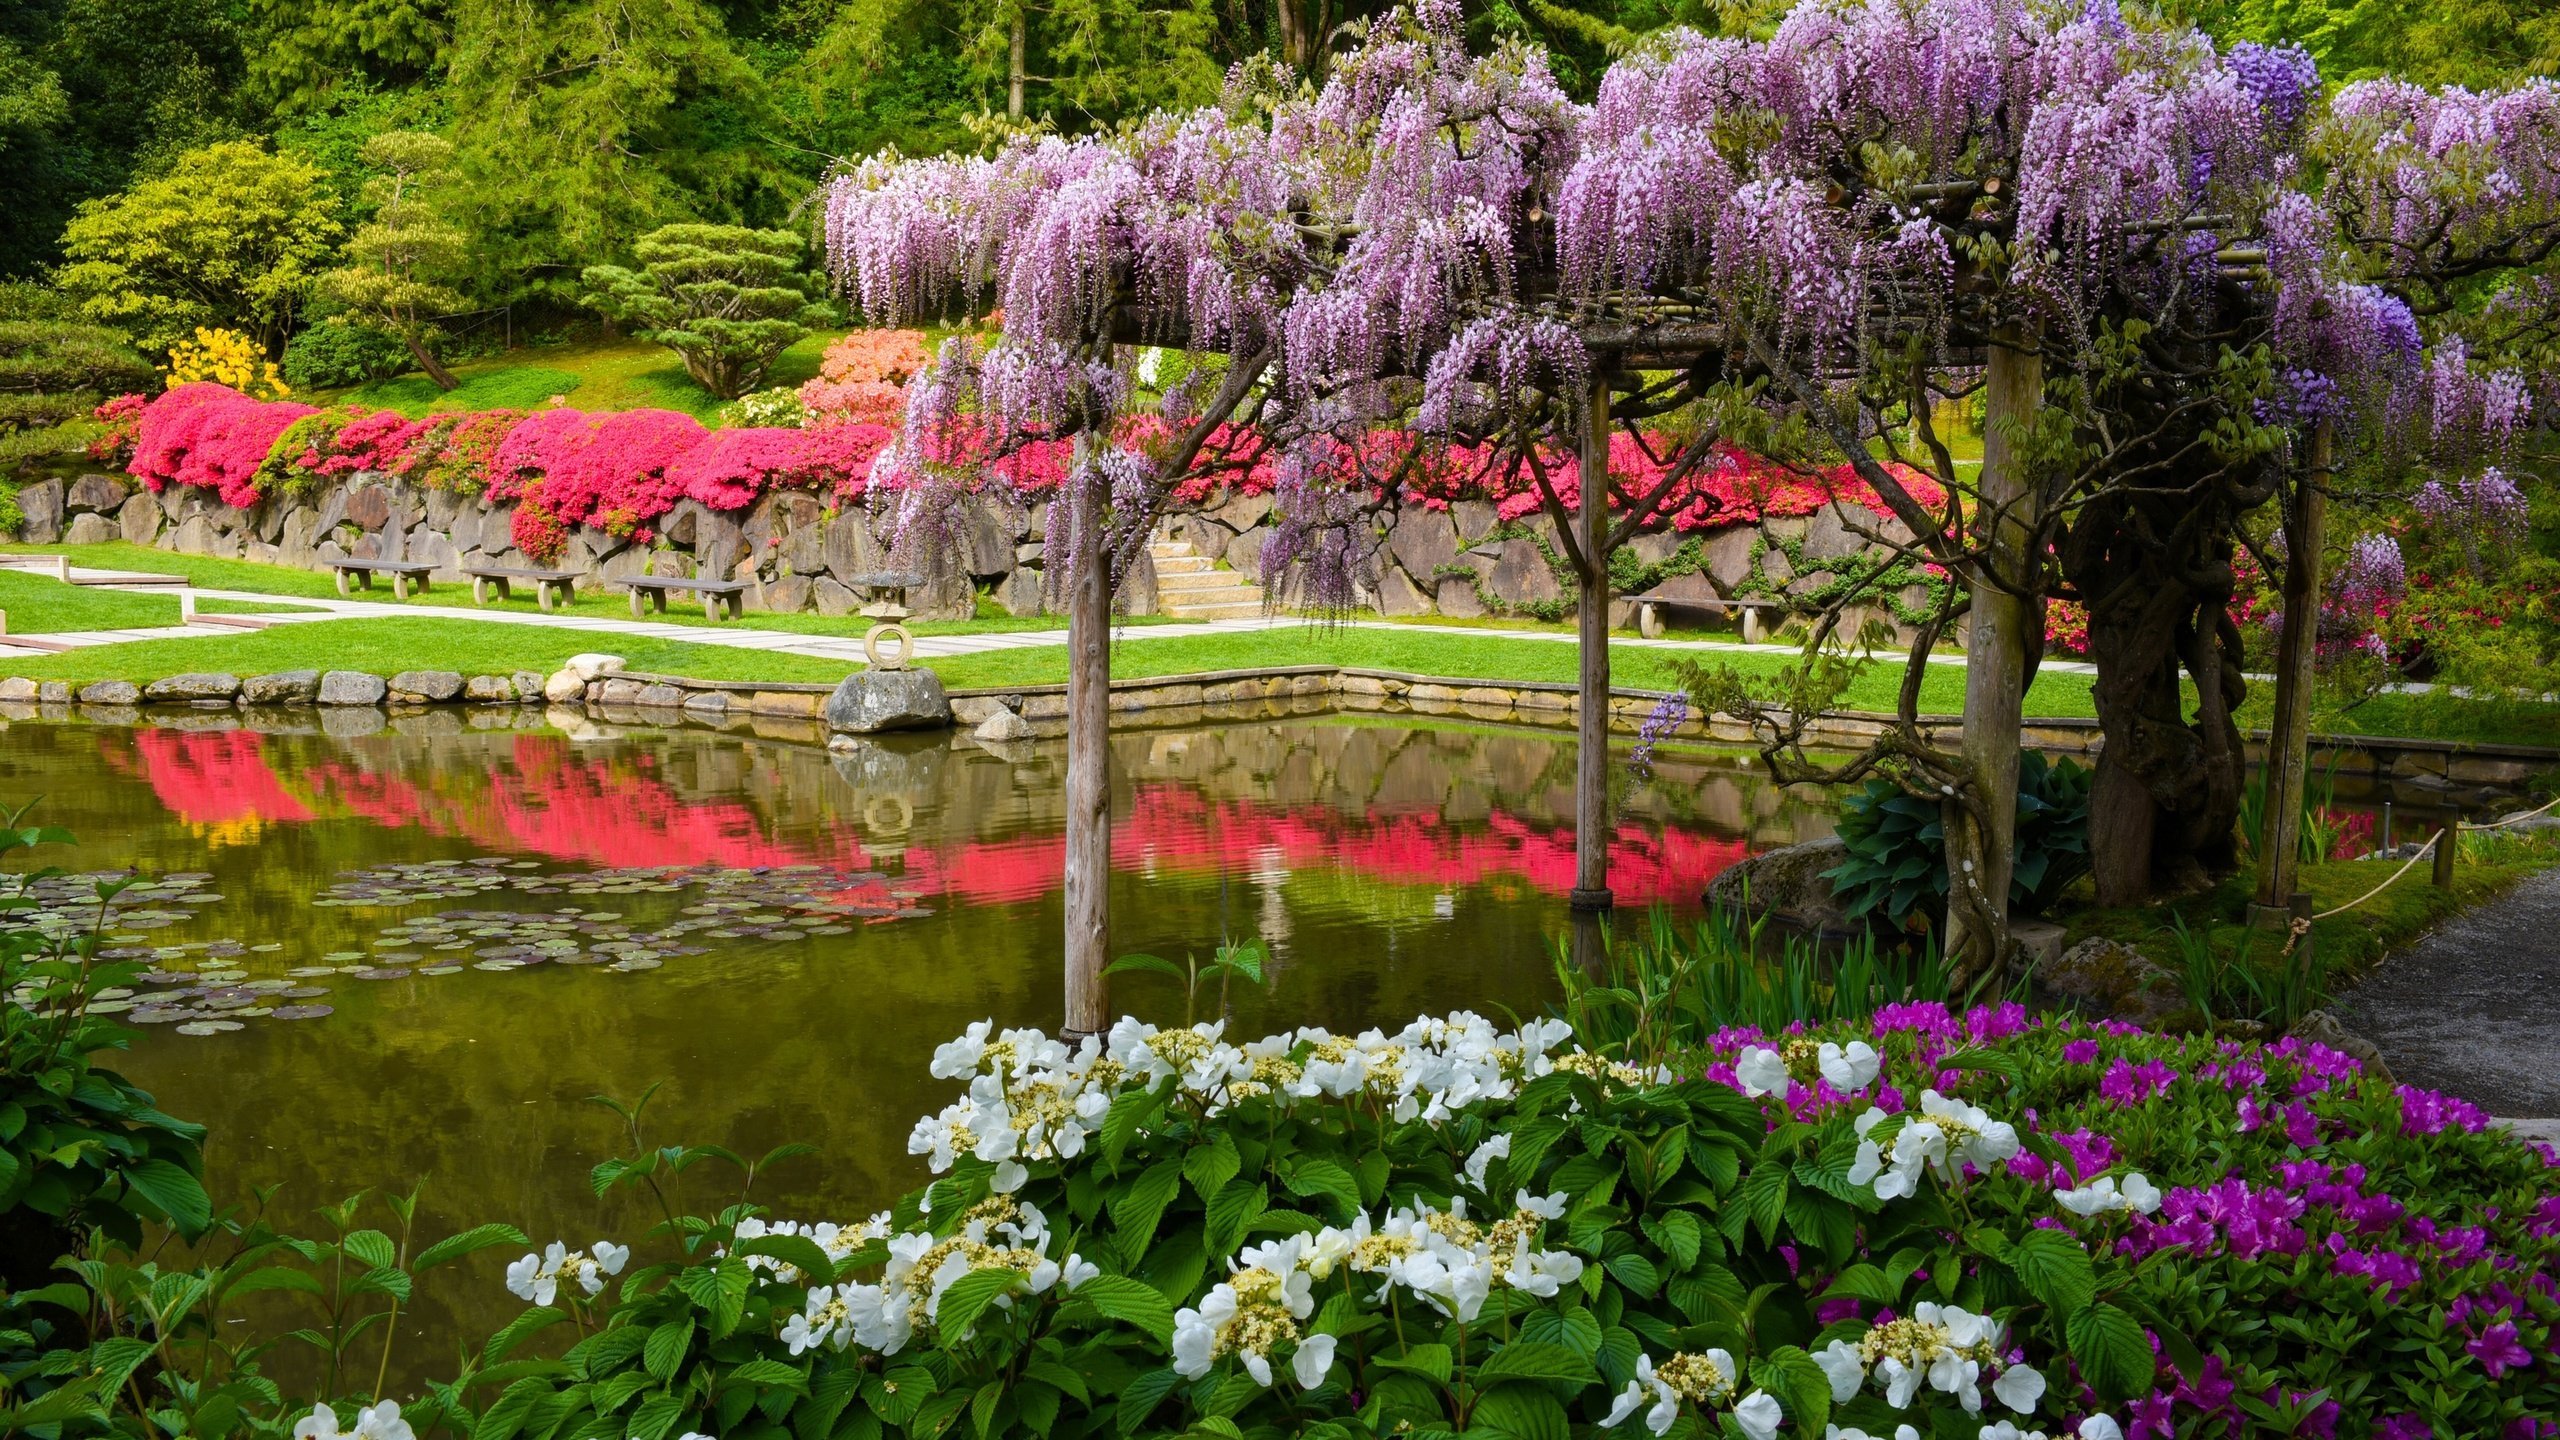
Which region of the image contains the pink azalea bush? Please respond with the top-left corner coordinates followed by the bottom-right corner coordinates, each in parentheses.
top-left (126, 383), bottom-right (318, 508)
top-left (103, 384), bottom-right (1947, 567)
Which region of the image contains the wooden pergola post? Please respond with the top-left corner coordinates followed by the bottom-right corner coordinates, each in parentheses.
top-left (2253, 420), bottom-right (2331, 920)
top-left (1942, 327), bottom-right (2040, 973)
top-left (1570, 367), bottom-right (1615, 912)
top-left (1062, 436), bottom-right (1112, 1036)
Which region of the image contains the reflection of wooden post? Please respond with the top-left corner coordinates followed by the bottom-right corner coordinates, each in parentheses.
top-left (1062, 441), bottom-right (1111, 1036)
top-left (1943, 328), bottom-right (2039, 974)
top-left (2254, 421), bottom-right (2330, 916)
top-left (1570, 368), bottom-right (1614, 912)
top-left (1568, 907), bottom-right (1609, 982)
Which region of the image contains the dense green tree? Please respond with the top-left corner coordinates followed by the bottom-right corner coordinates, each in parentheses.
top-left (0, 282), bottom-right (150, 430)
top-left (322, 130), bottom-right (470, 388)
top-left (246, 0), bottom-right (452, 115)
top-left (2177, 0), bottom-right (2558, 83)
top-left (581, 222), bottom-right (832, 397)
top-left (56, 140), bottom-right (341, 354)
top-left (445, 0), bottom-right (805, 300)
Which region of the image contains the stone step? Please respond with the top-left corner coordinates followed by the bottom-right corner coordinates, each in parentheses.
top-left (1154, 555), bottom-right (1214, 574)
top-left (1149, 543), bottom-right (1197, 559)
top-left (1157, 571), bottom-right (1248, 592)
top-left (1161, 600), bottom-right (1268, 621)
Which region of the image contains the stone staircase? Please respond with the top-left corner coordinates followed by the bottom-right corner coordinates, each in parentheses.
top-left (1151, 538), bottom-right (1266, 621)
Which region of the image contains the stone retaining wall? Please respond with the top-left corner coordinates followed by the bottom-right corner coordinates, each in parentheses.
top-left (8, 471), bottom-right (1929, 627)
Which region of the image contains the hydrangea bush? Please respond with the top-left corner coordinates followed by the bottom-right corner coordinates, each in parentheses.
top-left (424, 1001), bottom-right (2557, 1440)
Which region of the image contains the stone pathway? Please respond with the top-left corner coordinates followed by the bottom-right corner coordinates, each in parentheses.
top-left (2333, 864), bottom-right (2560, 1123)
top-left (0, 555), bottom-right (2106, 676)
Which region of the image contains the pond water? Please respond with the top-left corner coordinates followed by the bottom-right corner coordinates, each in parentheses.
top-left (0, 712), bottom-right (1832, 1361)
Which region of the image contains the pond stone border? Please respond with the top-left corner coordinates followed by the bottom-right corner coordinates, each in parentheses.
top-left (4, 661), bottom-right (2550, 809)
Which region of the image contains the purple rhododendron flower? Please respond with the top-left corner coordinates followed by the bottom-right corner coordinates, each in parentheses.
top-left (2467, 1321), bottom-right (2532, 1378)
top-left (2063, 1038), bottom-right (2101, 1065)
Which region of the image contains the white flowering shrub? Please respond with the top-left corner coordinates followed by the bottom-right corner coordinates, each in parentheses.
top-left (426, 1009), bottom-right (2197, 1440)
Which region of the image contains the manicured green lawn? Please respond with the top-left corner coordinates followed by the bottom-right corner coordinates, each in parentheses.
top-left (322, 334), bottom-right (843, 422)
top-left (0, 542), bottom-right (1162, 637)
top-left (0, 569), bottom-right (317, 632)
top-left (0, 617), bottom-right (858, 686)
top-left (926, 625), bottom-right (2103, 718)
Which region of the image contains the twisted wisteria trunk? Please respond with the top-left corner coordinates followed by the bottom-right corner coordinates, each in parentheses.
top-left (1571, 373), bottom-right (1614, 912)
top-left (1062, 443), bottom-right (1111, 1036)
top-left (1942, 332), bottom-right (2039, 980)
top-left (2063, 479), bottom-right (2254, 907)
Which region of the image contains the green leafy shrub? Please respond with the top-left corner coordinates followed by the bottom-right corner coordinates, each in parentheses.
top-left (0, 814), bottom-right (211, 1284)
top-left (1827, 752), bottom-right (2093, 928)
top-left (283, 317), bottom-right (418, 389)
top-left (582, 224), bottom-right (834, 400)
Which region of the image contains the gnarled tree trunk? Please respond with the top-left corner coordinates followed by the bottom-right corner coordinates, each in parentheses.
top-left (2061, 486), bottom-right (2252, 906)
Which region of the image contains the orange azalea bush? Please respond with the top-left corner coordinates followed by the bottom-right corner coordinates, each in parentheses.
top-left (797, 328), bottom-right (930, 427)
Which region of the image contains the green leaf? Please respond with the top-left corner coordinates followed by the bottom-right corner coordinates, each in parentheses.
top-left (483, 1306), bottom-right (566, 1365)
top-left (415, 1222), bottom-right (531, 1271)
top-left (1638, 1211), bottom-right (1700, 1271)
top-left (120, 1158), bottom-right (210, 1237)
top-left (1750, 1347), bottom-right (1830, 1437)
top-left (1101, 1087), bottom-right (1167, 1170)
top-left (738, 1233), bottom-right (841, 1285)
top-left (1815, 1263), bottom-right (1900, 1307)
top-left (1474, 1341), bottom-right (1597, 1388)
top-left (1203, 1179), bottom-right (1268, 1257)
top-left (645, 1318), bottom-right (695, 1382)
top-left (1601, 1251), bottom-right (1660, 1299)
top-left (1070, 1274), bottom-right (1175, 1343)
top-left (1519, 1306), bottom-right (1603, 1360)
top-left (1116, 1368), bottom-right (1181, 1435)
top-left (628, 1393), bottom-right (688, 1440)
top-left (2006, 1229), bottom-right (2097, 1316)
top-left (1109, 1158), bottom-right (1184, 1253)
top-left (1103, 953), bottom-right (1189, 981)
top-left (1469, 1383), bottom-right (1569, 1440)
top-left (1374, 1343), bottom-right (1453, 1386)
top-left (970, 1380), bottom-right (1004, 1440)
top-left (1280, 1156), bottom-right (1361, 1219)
top-left (341, 1229), bottom-right (398, 1269)
top-left (1739, 1160), bottom-right (1789, 1246)
top-left (1184, 1133), bottom-right (1243, 1202)
top-left (931, 1268), bottom-right (1024, 1341)
top-left (474, 1377), bottom-right (555, 1440)
top-left (2067, 1302), bottom-right (2155, 1402)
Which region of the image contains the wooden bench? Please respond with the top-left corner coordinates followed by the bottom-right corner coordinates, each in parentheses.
top-left (1634, 594), bottom-right (1788, 642)
top-left (616, 574), bottom-right (746, 621)
top-left (328, 558), bottom-right (439, 600)
top-left (461, 565), bottom-right (580, 611)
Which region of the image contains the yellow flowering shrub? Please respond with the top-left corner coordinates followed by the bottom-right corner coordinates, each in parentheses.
top-left (164, 328), bottom-right (291, 400)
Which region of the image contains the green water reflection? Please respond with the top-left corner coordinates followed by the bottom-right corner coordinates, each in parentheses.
top-left (0, 711), bottom-right (1831, 1364)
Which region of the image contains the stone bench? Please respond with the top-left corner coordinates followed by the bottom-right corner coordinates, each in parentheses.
top-left (1634, 594), bottom-right (1788, 642)
top-left (615, 574), bottom-right (746, 621)
top-left (461, 565), bottom-right (580, 611)
top-left (328, 558), bottom-right (439, 600)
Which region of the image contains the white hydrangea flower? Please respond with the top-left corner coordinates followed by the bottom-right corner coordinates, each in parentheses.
top-left (1846, 1091), bottom-right (2020, 1200)
top-left (1734, 1046), bottom-right (1792, 1098)
top-left (1993, 1363), bottom-right (2047, 1414)
top-left (1818, 1040), bottom-right (1880, 1091)
top-left (1733, 1391), bottom-right (1784, 1440)
top-left (504, 1240), bottom-right (623, 1305)
top-left (782, 1284), bottom-right (857, 1354)
top-left (294, 1401), bottom-right (415, 1440)
top-left (2054, 1173), bottom-right (2162, 1217)
top-left (1823, 1426), bottom-right (1919, 1440)
top-left (1464, 1134), bottom-right (1511, 1189)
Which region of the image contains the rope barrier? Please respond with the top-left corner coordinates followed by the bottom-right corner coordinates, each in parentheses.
top-left (2312, 830), bottom-right (2447, 921)
top-left (2305, 791), bottom-right (2557, 922)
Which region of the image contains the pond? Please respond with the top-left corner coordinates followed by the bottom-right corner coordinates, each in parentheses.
top-left (0, 711), bottom-right (1833, 1362)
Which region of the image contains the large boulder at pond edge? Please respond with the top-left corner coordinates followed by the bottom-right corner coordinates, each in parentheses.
top-left (142, 673), bottom-right (242, 703)
top-left (76, 680), bottom-right (141, 705)
top-left (317, 671), bottom-right (389, 706)
top-left (388, 670), bottom-right (464, 703)
top-left (2036, 936), bottom-right (2185, 1028)
top-left (243, 670), bottom-right (322, 705)
top-left (1704, 836), bottom-right (1858, 933)
top-left (824, 669), bottom-right (951, 734)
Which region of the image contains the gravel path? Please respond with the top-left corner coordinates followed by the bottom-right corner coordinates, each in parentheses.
top-left (2334, 865), bottom-right (2560, 1119)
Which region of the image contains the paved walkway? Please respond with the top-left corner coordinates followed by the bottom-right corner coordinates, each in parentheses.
top-left (2334, 865), bottom-right (2560, 1120)
top-left (0, 557), bottom-right (2105, 676)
